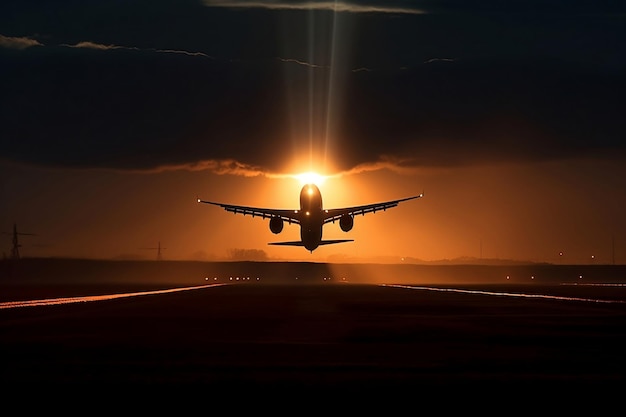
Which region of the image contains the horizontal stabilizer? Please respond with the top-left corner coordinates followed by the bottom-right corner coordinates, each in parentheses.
top-left (269, 239), bottom-right (353, 247)
top-left (268, 241), bottom-right (305, 247)
top-left (318, 239), bottom-right (354, 246)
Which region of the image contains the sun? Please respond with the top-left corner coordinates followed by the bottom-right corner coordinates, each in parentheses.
top-left (294, 171), bottom-right (327, 187)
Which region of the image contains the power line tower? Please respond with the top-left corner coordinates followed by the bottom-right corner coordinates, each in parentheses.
top-left (141, 241), bottom-right (166, 260)
top-left (3, 223), bottom-right (36, 260)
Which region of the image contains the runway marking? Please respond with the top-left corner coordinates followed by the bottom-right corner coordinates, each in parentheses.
top-left (0, 284), bottom-right (226, 310)
top-left (561, 283), bottom-right (626, 287)
top-left (382, 284), bottom-right (626, 304)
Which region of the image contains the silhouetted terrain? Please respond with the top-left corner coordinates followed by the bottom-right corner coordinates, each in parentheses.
top-left (2, 258), bottom-right (625, 289)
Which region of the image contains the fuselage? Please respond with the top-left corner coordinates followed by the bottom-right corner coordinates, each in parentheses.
top-left (298, 184), bottom-right (324, 251)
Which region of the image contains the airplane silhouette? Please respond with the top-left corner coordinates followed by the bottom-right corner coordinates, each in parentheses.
top-left (197, 183), bottom-right (423, 252)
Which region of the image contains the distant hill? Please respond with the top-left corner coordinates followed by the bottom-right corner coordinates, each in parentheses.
top-left (326, 254), bottom-right (547, 266)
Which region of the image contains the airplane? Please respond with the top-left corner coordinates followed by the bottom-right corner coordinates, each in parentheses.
top-left (197, 183), bottom-right (423, 253)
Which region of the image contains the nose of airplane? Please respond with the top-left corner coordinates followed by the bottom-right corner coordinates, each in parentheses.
top-left (300, 183), bottom-right (322, 212)
top-left (302, 183), bottom-right (319, 196)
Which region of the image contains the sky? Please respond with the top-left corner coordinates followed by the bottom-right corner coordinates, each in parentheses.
top-left (1, 1), bottom-right (625, 264)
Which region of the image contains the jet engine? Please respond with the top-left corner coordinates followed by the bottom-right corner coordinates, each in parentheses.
top-left (339, 214), bottom-right (354, 232)
top-left (269, 217), bottom-right (284, 234)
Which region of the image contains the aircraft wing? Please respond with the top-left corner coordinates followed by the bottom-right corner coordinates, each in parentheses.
top-left (322, 193), bottom-right (423, 224)
top-left (197, 199), bottom-right (301, 224)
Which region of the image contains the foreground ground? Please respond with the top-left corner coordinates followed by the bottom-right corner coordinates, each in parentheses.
top-left (2, 260), bottom-right (626, 405)
top-left (2, 283), bottom-right (626, 392)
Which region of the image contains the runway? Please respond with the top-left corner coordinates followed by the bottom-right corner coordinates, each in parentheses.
top-left (2, 279), bottom-right (626, 396)
top-left (0, 283), bottom-right (223, 309)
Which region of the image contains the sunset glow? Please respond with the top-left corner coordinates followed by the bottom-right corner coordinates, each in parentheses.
top-left (0, 2), bottom-right (624, 264)
top-left (294, 171), bottom-right (328, 186)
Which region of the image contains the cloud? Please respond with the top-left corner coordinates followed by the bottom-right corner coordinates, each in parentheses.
top-left (62, 41), bottom-right (213, 59)
top-left (126, 156), bottom-right (425, 182)
top-left (337, 157), bottom-right (421, 177)
top-left (137, 159), bottom-right (268, 176)
top-left (1, 3), bottom-right (624, 175)
top-left (202, 0), bottom-right (625, 15)
top-left (202, 0), bottom-right (426, 14)
top-left (1, 50), bottom-right (624, 175)
top-left (277, 57), bottom-right (328, 69)
top-left (62, 41), bottom-right (131, 51)
top-left (152, 49), bottom-right (214, 59)
top-left (0, 34), bottom-right (43, 49)
top-left (350, 58), bottom-right (456, 73)
top-left (424, 58), bottom-right (456, 64)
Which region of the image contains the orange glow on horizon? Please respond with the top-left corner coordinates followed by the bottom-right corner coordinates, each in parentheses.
top-left (7, 157), bottom-right (623, 264)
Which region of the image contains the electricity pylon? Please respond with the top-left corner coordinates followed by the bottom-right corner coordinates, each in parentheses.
top-left (141, 241), bottom-right (166, 260)
top-left (3, 223), bottom-right (36, 260)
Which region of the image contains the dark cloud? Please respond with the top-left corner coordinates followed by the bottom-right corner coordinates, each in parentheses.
top-left (203, 0), bottom-right (626, 15)
top-left (203, 0), bottom-right (426, 14)
top-left (1, 1), bottom-right (624, 175)
top-left (338, 59), bottom-right (626, 167)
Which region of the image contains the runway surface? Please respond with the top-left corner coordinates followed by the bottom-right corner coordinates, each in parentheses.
top-left (2, 279), bottom-right (626, 398)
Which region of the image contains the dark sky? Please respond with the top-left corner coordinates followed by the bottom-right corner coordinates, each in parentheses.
top-left (1, 1), bottom-right (625, 262)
